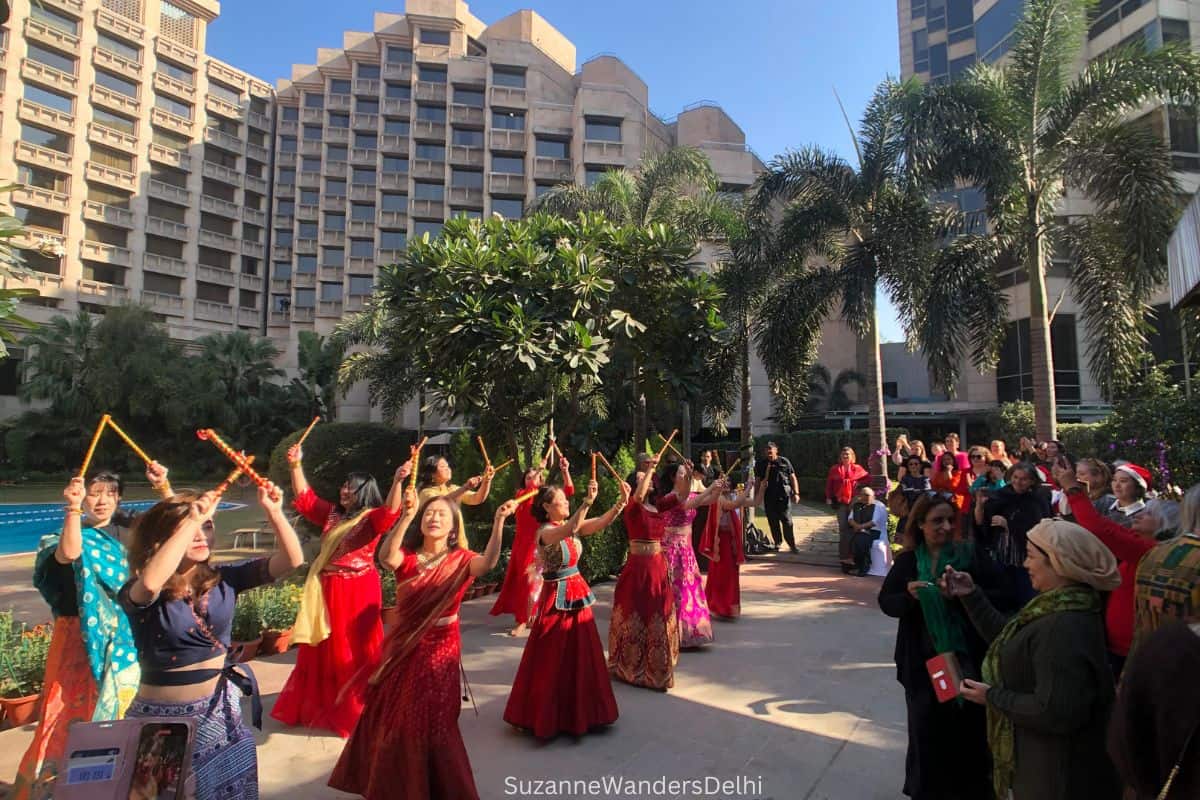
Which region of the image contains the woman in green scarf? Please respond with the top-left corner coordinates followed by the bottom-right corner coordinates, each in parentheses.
top-left (879, 494), bottom-right (1010, 800)
top-left (944, 518), bottom-right (1122, 800)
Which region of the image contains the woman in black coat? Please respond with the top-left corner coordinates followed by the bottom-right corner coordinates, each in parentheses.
top-left (879, 494), bottom-right (1010, 800)
top-left (975, 462), bottom-right (1052, 605)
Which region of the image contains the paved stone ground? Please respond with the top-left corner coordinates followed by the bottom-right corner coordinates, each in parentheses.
top-left (0, 555), bottom-right (904, 800)
top-left (747, 503), bottom-right (842, 567)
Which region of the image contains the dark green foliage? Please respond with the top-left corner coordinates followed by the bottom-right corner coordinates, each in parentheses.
top-left (268, 422), bottom-right (416, 504)
top-left (579, 443), bottom-right (635, 584)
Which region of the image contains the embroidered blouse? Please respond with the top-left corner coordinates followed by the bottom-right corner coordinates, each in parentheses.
top-left (293, 488), bottom-right (401, 574)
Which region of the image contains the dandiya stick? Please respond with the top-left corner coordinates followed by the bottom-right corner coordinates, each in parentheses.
top-left (595, 452), bottom-right (622, 483)
top-left (491, 458), bottom-right (514, 473)
top-left (476, 435), bottom-right (491, 468)
top-left (195, 429), bottom-right (269, 488)
top-left (79, 414), bottom-right (111, 477)
top-left (725, 457), bottom-right (743, 476)
top-left (591, 453), bottom-right (597, 483)
top-left (296, 416), bottom-right (321, 447)
top-left (514, 487), bottom-right (539, 505)
top-left (665, 441), bottom-right (687, 463)
top-left (214, 455), bottom-right (254, 498)
top-left (409, 436), bottom-right (428, 492)
top-left (654, 429), bottom-right (679, 461)
top-left (106, 417), bottom-right (152, 466)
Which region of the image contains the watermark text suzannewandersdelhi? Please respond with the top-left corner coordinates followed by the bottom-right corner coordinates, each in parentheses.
top-left (503, 775), bottom-right (768, 798)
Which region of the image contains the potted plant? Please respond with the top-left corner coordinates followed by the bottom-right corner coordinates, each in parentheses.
top-left (230, 591), bottom-right (264, 663)
top-left (379, 567), bottom-right (398, 627)
top-left (0, 614), bottom-right (51, 728)
top-left (260, 584), bottom-right (301, 654)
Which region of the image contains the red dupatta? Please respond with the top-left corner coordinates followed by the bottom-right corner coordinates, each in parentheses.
top-left (699, 499), bottom-right (744, 564)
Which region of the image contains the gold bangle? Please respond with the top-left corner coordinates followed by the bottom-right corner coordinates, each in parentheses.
top-left (64, 507), bottom-right (83, 515)
top-left (288, 458), bottom-right (302, 467)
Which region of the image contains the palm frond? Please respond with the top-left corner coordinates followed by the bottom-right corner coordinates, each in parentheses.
top-left (1007, 0), bottom-right (1089, 132)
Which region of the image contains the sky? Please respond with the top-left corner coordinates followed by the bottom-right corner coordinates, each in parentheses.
top-left (206, 0), bottom-right (906, 340)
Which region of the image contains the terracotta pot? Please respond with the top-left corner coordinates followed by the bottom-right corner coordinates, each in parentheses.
top-left (381, 606), bottom-right (399, 626)
top-left (1, 693), bottom-right (40, 728)
top-left (260, 628), bottom-right (292, 654)
top-left (231, 636), bottom-right (263, 663)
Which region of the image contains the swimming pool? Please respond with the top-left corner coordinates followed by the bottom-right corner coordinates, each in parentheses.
top-left (0, 501), bottom-right (243, 556)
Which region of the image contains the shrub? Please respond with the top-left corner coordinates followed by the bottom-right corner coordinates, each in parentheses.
top-left (257, 583), bottom-right (302, 632)
top-left (231, 591), bottom-right (265, 642)
top-left (987, 401), bottom-right (1035, 448)
top-left (379, 566), bottom-right (397, 607)
top-left (269, 422), bottom-right (416, 507)
top-left (0, 614), bottom-right (52, 698)
top-left (579, 444), bottom-right (635, 584)
top-left (1100, 367), bottom-right (1200, 489)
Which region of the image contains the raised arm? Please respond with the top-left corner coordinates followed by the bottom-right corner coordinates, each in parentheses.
top-left (55, 477), bottom-right (86, 564)
top-left (559, 457), bottom-right (574, 496)
top-left (146, 461), bottom-right (173, 499)
top-left (127, 492), bottom-right (218, 605)
top-left (460, 468), bottom-right (495, 506)
top-left (633, 456), bottom-right (660, 503)
top-left (287, 443), bottom-right (310, 498)
top-left (1055, 465), bottom-right (1156, 565)
top-left (539, 481), bottom-right (599, 546)
top-left (383, 457), bottom-right (415, 513)
top-left (379, 486), bottom-right (419, 571)
top-left (577, 481), bottom-right (631, 537)
top-left (259, 482), bottom-right (305, 579)
top-left (470, 499), bottom-right (518, 577)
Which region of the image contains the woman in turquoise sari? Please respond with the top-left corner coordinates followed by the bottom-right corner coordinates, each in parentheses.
top-left (13, 463), bottom-right (170, 800)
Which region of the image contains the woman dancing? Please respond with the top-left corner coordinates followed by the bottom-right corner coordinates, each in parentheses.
top-left (14, 462), bottom-right (170, 800)
top-left (329, 489), bottom-right (512, 800)
top-left (490, 456), bottom-right (573, 636)
top-left (503, 478), bottom-right (628, 738)
top-left (417, 454), bottom-right (494, 535)
top-left (657, 463), bottom-right (724, 648)
top-left (120, 482), bottom-right (303, 799)
top-left (701, 473), bottom-right (755, 620)
top-left (272, 445), bottom-right (412, 737)
top-left (608, 458), bottom-right (679, 690)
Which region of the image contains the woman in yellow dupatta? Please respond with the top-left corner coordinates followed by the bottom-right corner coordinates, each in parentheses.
top-left (416, 454), bottom-right (495, 534)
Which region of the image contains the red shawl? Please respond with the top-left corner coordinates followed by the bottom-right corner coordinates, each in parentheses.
top-left (699, 499), bottom-right (744, 564)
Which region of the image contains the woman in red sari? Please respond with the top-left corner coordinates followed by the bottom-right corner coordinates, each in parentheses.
top-left (503, 478), bottom-right (628, 738)
top-left (489, 456), bottom-right (573, 636)
top-left (608, 459), bottom-right (678, 690)
top-left (701, 473), bottom-right (756, 619)
top-left (271, 444), bottom-right (411, 737)
top-left (329, 489), bottom-right (512, 800)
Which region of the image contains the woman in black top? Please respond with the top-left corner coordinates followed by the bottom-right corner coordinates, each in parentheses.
top-left (975, 463), bottom-right (1052, 606)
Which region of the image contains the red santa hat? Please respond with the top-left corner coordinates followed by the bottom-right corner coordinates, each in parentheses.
top-left (1115, 463), bottom-right (1151, 490)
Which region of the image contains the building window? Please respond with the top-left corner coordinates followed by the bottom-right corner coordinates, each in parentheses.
top-left (144, 273), bottom-right (181, 295)
top-left (273, 262), bottom-right (292, 279)
top-left (929, 43), bottom-right (948, 80)
top-left (1090, 0), bottom-right (1150, 40)
top-left (996, 315), bottom-right (1081, 404)
top-left (348, 239), bottom-right (372, 257)
top-left (20, 165), bottom-right (69, 193)
top-left (20, 123), bottom-right (71, 154)
top-left (421, 29), bottom-right (450, 46)
top-left (325, 212), bottom-right (346, 231)
top-left (159, 0), bottom-right (197, 48)
top-left (351, 203), bottom-right (375, 221)
top-left (536, 139), bottom-right (568, 159)
top-left (384, 119), bottom-right (410, 135)
top-left (154, 93), bottom-right (192, 119)
top-left (419, 65), bottom-right (447, 84)
top-left (27, 43), bottom-right (77, 76)
top-left (97, 32), bottom-right (141, 63)
top-left (356, 98), bottom-right (379, 114)
top-left (327, 145), bottom-right (348, 162)
top-left (352, 168), bottom-right (377, 186)
top-left (278, 168), bottom-right (296, 185)
top-left (417, 105), bottom-right (446, 123)
top-left (354, 64), bottom-right (378, 81)
top-left (455, 87), bottom-right (484, 107)
top-left (978, 0), bottom-right (1023, 62)
top-left (926, 0), bottom-right (945, 31)
top-left (294, 289), bottom-right (316, 308)
top-left (300, 189), bottom-right (320, 205)
top-left (912, 28), bottom-right (930, 73)
top-left (92, 145), bottom-right (134, 172)
top-left (355, 133), bottom-right (378, 149)
top-left (1146, 303), bottom-right (1197, 383)
top-left (491, 155), bottom-right (524, 175)
top-left (305, 93), bottom-right (325, 109)
top-left (491, 197), bottom-right (522, 219)
top-left (296, 254), bottom-right (317, 273)
top-left (414, 181), bottom-right (444, 201)
top-left (14, 205), bottom-right (65, 233)
top-left (381, 194), bottom-right (408, 212)
top-left (303, 125), bottom-right (322, 141)
top-left (946, 0), bottom-right (973, 33)
top-left (322, 249), bottom-right (343, 267)
top-left (326, 179), bottom-right (346, 196)
top-left (493, 110), bottom-right (525, 131)
top-left (349, 276), bottom-right (374, 295)
top-left (414, 221), bottom-right (443, 239)
top-left (24, 84), bottom-right (74, 114)
top-left (451, 207), bottom-right (482, 219)
top-left (585, 166), bottom-right (609, 186)
top-left (209, 81), bottom-right (242, 107)
top-left (584, 118), bottom-right (621, 142)
top-left (451, 169), bottom-right (483, 188)
top-left (453, 128), bottom-right (484, 147)
top-left (279, 136), bottom-right (297, 153)
top-left (281, 107), bottom-right (299, 122)
top-left (383, 156), bottom-right (408, 173)
top-left (330, 79), bottom-right (352, 95)
top-left (277, 200), bottom-right (295, 216)
top-left (950, 53), bottom-right (976, 80)
top-left (380, 231), bottom-right (406, 249)
top-left (386, 83), bottom-right (411, 100)
top-left (492, 66), bottom-right (525, 88)
top-left (386, 46), bottom-right (413, 64)
top-left (1169, 106), bottom-right (1200, 171)
top-left (157, 58), bottom-right (194, 85)
top-left (416, 143), bottom-right (445, 161)
top-left (298, 222), bottom-right (319, 240)
top-left (0, 350), bottom-right (21, 396)
top-left (320, 282), bottom-right (343, 301)
top-left (32, 4), bottom-right (80, 34)
top-left (329, 112), bottom-right (350, 129)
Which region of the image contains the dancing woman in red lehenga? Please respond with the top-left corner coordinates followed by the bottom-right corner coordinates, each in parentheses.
top-left (490, 457), bottom-right (573, 636)
top-left (700, 479), bottom-right (756, 620)
top-left (503, 478), bottom-right (629, 738)
top-left (329, 490), bottom-right (513, 800)
top-left (271, 444), bottom-right (411, 737)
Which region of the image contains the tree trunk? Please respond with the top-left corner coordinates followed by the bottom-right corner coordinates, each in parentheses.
top-left (1027, 205), bottom-right (1058, 441)
top-left (864, 310), bottom-right (888, 482)
top-left (739, 319), bottom-right (752, 447)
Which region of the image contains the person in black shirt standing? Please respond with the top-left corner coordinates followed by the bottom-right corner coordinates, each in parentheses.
top-left (753, 442), bottom-right (801, 553)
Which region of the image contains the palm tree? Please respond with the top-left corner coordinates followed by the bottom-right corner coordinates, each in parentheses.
top-left (294, 330), bottom-right (345, 418)
top-left (19, 310), bottom-right (97, 417)
top-left (806, 364), bottom-right (867, 413)
top-left (749, 80), bottom-right (1009, 478)
top-left (909, 0), bottom-right (1200, 439)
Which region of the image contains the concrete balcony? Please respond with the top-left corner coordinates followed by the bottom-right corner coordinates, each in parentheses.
top-left (583, 140), bottom-right (625, 164)
top-left (275, 183), bottom-right (295, 199)
top-left (490, 86), bottom-right (527, 108)
top-left (269, 309), bottom-right (290, 326)
top-left (199, 229), bottom-right (239, 251)
top-left (382, 63), bottom-right (412, 81)
top-left (345, 295), bottom-right (366, 312)
top-left (20, 59), bottom-right (78, 94)
top-left (200, 194), bottom-right (239, 218)
top-left (206, 94), bottom-right (243, 120)
top-left (240, 273), bottom-right (264, 292)
top-left (412, 158), bottom-right (444, 180)
top-left (203, 126), bottom-right (243, 153)
top-left (207, 60), bottom-right (247, 90)
top-left (325, 127), bottom-right (350, 144)
top-left (293, 272), bottom-right (316, 288)
top-left (276, 151), bottom-right (296, 168)
top-left (354, 78), bottom-right (380, 96)
top-left (318, 265), bottom-right (344, 281)
top-left (327, 94), bottom-right (351, 110)
top-left (76, 279), bottom-right (130, 306)
top-left (450, 145), bottom-right (484, 167)
top-left (80, 241), bottom-right (132, 268)
top-left (201, 161), bottom-right (242, 186)
top-left (449, 104), bottom-right (485, 127)
top-left (411, 198), bottom-right (443, 218)
top-left (347, 256), bottom-right (373, 272)
top-left (242, 240), bottom-right (264, 258)
top-left (530, 103), bottom-right (573, 137)
top-left (147, 179), bottom-right (191, 204)
top-left (141, 290), bottom-right (186, 315)
top-left (348, 220), bottom-right (373, 236)
top-left (247, 110), bottom-right (271, 131)
top-left (488, 172), bottom-right (525, 196)
top-left (238, 307), bottom-right (261, 326)
top-left (149, 143), bottom-right (191, 171)
top-left (325, 162), bottom-right (348, 178)
top-left (533, 156), bottom-right (572, 182)
top-left (195, 299), bottom-right (234, 323)
top-left (14, 141), bottom-right (72, 173)
top-left (25, 17), bottom-right (81, 57)
top-left (352, 113), bottom-right (379, 130)
top-left (379, 173), bottom-right (407, 190)
top-left (153, 71), bottom-right (196, 102)
top-left (83, 200), bottom-right (135, 228)
top-left (246, 143), bottom-right (270, 163)
top-left (197, 264), bottom-right (236, 286)
top-left (347, 186), bottom-right (375, 203)
top-left (244, 174), bottom-right (268, 194)
top-left (298, 171), bottom-right (321, 189)
top-left (351, 147), bottom-right (377, 165)
top-left (293, 306), bottom-right (315, 323)
top-left (294, 238), bottom-right (317, 255)
top-left (155, 36), bottom-right (198, 68)
top-left (90, 84), bottom-right (140, 116)
top-left (301, 107), bottom-right (323, 123)
top-left (142, 253), bottom-right (188, 278)
top-left (377, 248), bottom-right (404, 263)
top-left (242, 207), bottom-right (266, 226)
top-left (96, 7), bottom-right (146, 42)
top-left (278, 119), bottom-right (298, 135)
top-left (413, 120), bottom-right (446, 140)
top-left (146, 216), bottom-right (189, 240)
top-left (87, 122), bottom-right (138, 154)
top-left (448, 56), bottom-right (486, 84)
top-left (93, 47), bottom-right (142, 84)
top-left (297, 204), bottom-right (319, 219)
top-left (18, 99), bottom-right (75, 134)
top-left (317, 299), bottom-right (343, 317)
top-left (382, 98), bottom-right (411, 117)
top-left (414, 43), bottom-right (449, 62)
top-left (381, 134), bottom-right (409, 154)
top-left (448, 186), bottom-right (482, 206)
top-left (380, 210), bottom-right (407, 227)
top-left (273, 213), bottom-right (293, 229)
top-left (86, 162), bottom-right (137, 191)
top-left (299, 139), bottom-right (322, 156)
top-left (490, 129), bottom-right (526, 152)
top-left (15, 185), bottom-right (69, 213)
top-left (248, 79), bottom-right (271, 98)
top-left (415, 81), bottom-right (447, 103)
top-left (151, 107), bottom-right (192, 136)
top-left (269, 278), bottom-right (291, 292)
top-left (322, 230), bottom-right (346, 246)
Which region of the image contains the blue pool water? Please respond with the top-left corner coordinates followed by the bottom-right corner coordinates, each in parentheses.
top-left (0, 501), bottom-right (242, 555)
